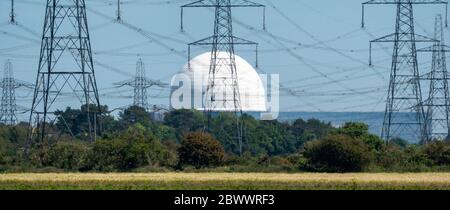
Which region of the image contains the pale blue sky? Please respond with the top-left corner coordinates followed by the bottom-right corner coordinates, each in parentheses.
top-left (0, 0), bottom-right (447, 121)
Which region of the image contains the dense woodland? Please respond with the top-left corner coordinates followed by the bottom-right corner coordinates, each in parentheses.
top-left (1, 105), bottom-right (450, 173)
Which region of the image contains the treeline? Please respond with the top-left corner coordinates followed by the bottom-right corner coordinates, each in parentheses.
top-left (1, 105), bottom-right (450, 172)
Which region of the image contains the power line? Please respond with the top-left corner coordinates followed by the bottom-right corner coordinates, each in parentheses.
top-left (264, 0), bottom-right (385, 79)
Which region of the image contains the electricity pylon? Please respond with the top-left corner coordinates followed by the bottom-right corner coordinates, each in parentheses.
top-left (418, 14), bottom-right (450, 142)
top-left (181, 0), bottom-right (265, 155)
top-left (0, 60), bottom-right (33, 125)
top-left (29, 0), bottom-right (101, 143)
top-left (114, 59), bottom-right (168, 110)
top-left (362, 0), bottom-right (447, 142)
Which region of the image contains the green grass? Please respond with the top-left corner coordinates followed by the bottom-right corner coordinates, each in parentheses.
top-left (1, 173), bottom-right (450, 190)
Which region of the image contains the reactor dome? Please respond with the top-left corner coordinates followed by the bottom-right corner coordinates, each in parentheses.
top-left (171, 52), bottom-right (267, 112)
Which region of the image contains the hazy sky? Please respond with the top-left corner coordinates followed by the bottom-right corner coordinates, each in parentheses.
top-left (0, 0), bottom-right (447, 121)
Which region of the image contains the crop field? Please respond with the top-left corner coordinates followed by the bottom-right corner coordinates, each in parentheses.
top-left (0, 173), bottom-right (450, 190)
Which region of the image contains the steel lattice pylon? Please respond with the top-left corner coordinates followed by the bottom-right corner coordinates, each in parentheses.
top-left (0, 60), bottom-right (31, 125)
top-left (134, 59), bottom-right (148, 109)
top-left (181, 0), bottom-right (265, 155)
top-left (114, 59), bottom-right (168, 110)
top-left (0, 60), bottom-right (33, 126)
top-left (363, 0), bottom-right (448, 142)
top-left (418, 14), bottom-right (450, 142)
top-left (0, 61), bottom-right (17, 125)
top-left (28, 0), bottom-right (101, 143)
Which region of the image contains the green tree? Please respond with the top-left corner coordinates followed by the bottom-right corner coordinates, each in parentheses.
top-left (211, 113), bottom-right (299, 156)
top-left (55, 104), bottom-right (109, 139)
top-left (210, 112), bottom-right (242, 154)
top-left (0, 123), bottom-right (29, 146)
top-left (334, 122), bottom-right (384, 152)
top-left (164, 109), bottom-right (205, 140)
top-left (90, 124), bottom-right (175, 171)
top-left (178, 132), bottom-right (225, 169)
top-left (99, 114), bottom-right (120, 138)
top-left (258, 120), bottom-right (296, 155)
top-left (120, 107), bottom-right (178, 142)
top-left (118, 105), bottom-right (154, 128)
top-left (291, 118), bottom-right (332, 146)
top-left (303, 134), bottom-right (374, 172)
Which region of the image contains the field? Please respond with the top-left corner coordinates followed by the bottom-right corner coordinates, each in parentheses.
top-left (0, 173), bottom-right (450, 190)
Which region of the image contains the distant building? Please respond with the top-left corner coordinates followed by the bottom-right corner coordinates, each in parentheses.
top-left (170, 52), bottom-right (267, 113)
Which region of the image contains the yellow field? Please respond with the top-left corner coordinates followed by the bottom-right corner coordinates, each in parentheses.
top-left (1, 173), bottom-right (450, 190)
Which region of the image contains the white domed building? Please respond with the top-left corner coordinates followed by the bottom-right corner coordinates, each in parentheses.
top-left (170, 52), bottom-right (267, 112)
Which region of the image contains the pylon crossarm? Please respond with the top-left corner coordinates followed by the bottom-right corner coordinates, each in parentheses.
top-left (149, 80), bottom-right (169, 88)
top-left (181, 0), bottom-right (266, 31)
top-left (369, 33), bottom-right (437, 65)
top-left (364, 0), bottom-right (447, 5)
top-left (12, 79), bottom-right (34, 89)
top-left (114, 79), bottom-right (168, 88)
top-left (113, 79), bottom-right (135, 87)
top-left (370, 33), bottom-right (437, 43)
top-left (417, 44), bottom-right (450, 52)
top-left (140, 80), bottom-right (168, 88)
top-left (362, 0), bottom-right (448, 28)
top-left (182, 0), bottom-right (264, 8)
top-left (415, 34), bottom-right (440, 42)
top-left (189, 35), bottom-right (258, 46)
top-left (188, 36), bottom-right (216, 46)
top-left (188, 36), bottom-right (259, 67)
top-left (232, 36), bottom-right (259, 45)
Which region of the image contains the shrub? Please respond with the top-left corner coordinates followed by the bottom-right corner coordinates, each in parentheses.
top-left (334, 122), bottom-right (384, 152)
top-left (28, 142), bottom-right (57, 168)
top-left (27, 141), bottom-right (91, 171)
top-left (285, 153), bottom-right (308, 168)
top-left (375, 144), bottom-right (405, 169)
top-left (303, 134), bottom-right (374, 172)
top-left (47, 141), bottom-right (90, 171)
top-left (164, 109), bottom-right (205, 141)
top-left (422, 141), bottom-right (450, 165)
top-left (0, 138), bottom-right (15, 165)
top-left (401, 145), bottom-right (432, 171)
top-left (291, 119), bottom-right (332, 143)
top-left (118, 106), bottom-right (154, 129)
top-left (89, 124), bottom-right (174, 171)
top-left (374, 144), bottom-right (437, 172)
top-left (178, 132), bottom-right (225, 169)
top-left (224, 152), bottom-right (256, 166)
top-left (389, 137), bottom-right (409, 148)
